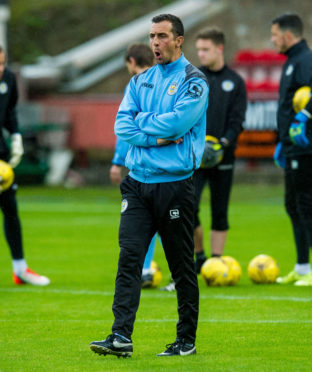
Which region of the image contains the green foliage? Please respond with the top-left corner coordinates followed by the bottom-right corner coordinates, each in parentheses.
top-left (8, 0), bottom-right (175, 64)
top-left (0, 185), bottom-right (312, 371)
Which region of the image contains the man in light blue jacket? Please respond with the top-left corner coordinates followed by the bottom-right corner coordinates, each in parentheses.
top-left (90, 14), bottom-right (209, 358)
top-left (109, 43), bottom-right (159, 288)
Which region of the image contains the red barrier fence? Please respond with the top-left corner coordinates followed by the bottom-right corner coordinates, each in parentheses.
top-left (233, 49), bottom-right (285, 158)
top-left (40, 96), bottom-right (121, 150)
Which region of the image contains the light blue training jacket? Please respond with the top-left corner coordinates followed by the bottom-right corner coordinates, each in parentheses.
top-left (114, 53), bottom-right (209, 183)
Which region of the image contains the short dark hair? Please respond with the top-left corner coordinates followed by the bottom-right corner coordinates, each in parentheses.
top-left (125, 43), bottom-right (154, 68)
top-left (196, 27), bottom-right (225, 45)
top-left (272, 13), bottom-right (303, 37)
top-left (151, 14), bottom-right (184, 38)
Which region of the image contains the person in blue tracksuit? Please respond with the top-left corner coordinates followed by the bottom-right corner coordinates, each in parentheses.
top-left (109, 43), bottom-right (158, 288)
top-left (90, 14), bottom-right (208, 358)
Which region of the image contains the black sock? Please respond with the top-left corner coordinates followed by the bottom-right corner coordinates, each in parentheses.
top-left (196, 251), bottom-right (206, 260)
top-left (292, 222), bottom-right (309, 263)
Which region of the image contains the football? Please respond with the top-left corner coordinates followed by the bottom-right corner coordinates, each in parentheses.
top-left (0, 160), bottom-right (14, 192)
top-left (248, 254), bottom-right (280, 284)
top-left (201, 135), bottom-right (224, 168)
top-left (222, 256), bottom-right (242, 286)
top-left (292, 86), bottom-right (311, 113)
top-left (150, 260), bottom-right (162, 288)
top-left (200, 257), bottom-right (229, 286)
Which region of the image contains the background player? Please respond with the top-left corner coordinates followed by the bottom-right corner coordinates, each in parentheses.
top-left (193, 27), bottom-right (247, 273)
top-left (0, 46), bottom-right (50, 286)
top-left (109, 43), bottom-right (159, 288)
top-left (161, 26), bottom-right (247, 292)
top-left (271, 14), bottom-right (312, 286)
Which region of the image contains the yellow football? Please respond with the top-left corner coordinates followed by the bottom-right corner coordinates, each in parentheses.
top-left (248, 254), bottom-right (280, 284)
top-left (201, 257), bottom-right (229, 286)
top-left (0, 160), bottom-right (14, 192)
top-left (222, 256), bottom-right (242, 286)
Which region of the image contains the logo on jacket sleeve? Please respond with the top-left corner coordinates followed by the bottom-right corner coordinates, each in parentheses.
top-left (167, 82), bottom-right (178, 95)
top-left (185, 82), bottom-right (203, 98)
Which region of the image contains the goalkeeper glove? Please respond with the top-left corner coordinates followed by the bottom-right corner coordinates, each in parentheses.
top-left (201, 136), bottom-right (224, 168)
top-left (289, 110), bottom-right (310, 147)
top-left (9, 133), bottom-right (24, 168)
top-left (273, 142), bottom-right (286, 169)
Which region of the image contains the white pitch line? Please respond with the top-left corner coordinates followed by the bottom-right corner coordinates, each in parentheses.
top-left (0, 288), bottom-right (114, 296)
top-left (19, 204), bottom-right (108, 213)
top-left (139, 319), bottom-right (312, 324)
top-left (0, 318), bottom-right (311, 324)
top-left (199, 294), bottom-right (312, 303)
top-left (0, 287), bottom-right (312, 303)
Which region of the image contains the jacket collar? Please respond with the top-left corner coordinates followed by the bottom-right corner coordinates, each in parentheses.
top-left (285, 39), bottom-right (308, 58)
top-left (157, 53), bottom-right (187, 75)
top-left (200, 64), bottom-right (227, 75)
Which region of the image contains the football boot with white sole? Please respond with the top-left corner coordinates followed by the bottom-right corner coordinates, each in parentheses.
top-left (13, 268), bottom-right (50, 286)
top-left (276, 270), bottom-right (304, 284)
top-left (141, 272), bottom-right (153, 288)
top-left (160, 279), bottom-right (176, 292)
top-left (294, 272), bottom-right (312, 286)
top-left (157, 339), bottom-right (196, 356)
top-left (90, 334), bottom-right (133, 358)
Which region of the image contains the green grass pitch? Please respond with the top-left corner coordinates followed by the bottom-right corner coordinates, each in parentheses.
top-left (0, 184), bottom-right (311, 372)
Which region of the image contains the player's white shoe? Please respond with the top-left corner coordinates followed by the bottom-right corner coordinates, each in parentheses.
top-left (294, 272), bottom-right (312, 286)
top-left (276, 270), bottom-right (303, 284)
top-left (160, 279), bottom-right (176, 292)
top-left (13, 268), bottom-right (50, 286)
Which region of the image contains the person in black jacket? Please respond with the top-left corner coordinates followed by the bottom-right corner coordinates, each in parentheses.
top-left (271, 14), bottom-right (312, 286)
top-left (0, 46), bottom-right (50, 286)
top-left (161, 27), bottom-right (247, 291)
top-left (191, 27), bottom-right (247, 273)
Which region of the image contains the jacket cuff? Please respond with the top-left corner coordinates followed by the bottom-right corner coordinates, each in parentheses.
top-left (147, 136), bottom-right (157, 146)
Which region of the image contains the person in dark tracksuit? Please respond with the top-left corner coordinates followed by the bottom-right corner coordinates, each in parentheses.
top-left (193, 27), bottom-right (247, 273)
top-left (0, 46), bottom-right (50, 286)
top-left (271, 14), bottom-right (312, 286)
top-left (90, 14), bottom-right (208, 358)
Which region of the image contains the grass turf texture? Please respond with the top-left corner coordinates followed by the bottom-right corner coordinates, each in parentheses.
top-left (0, 184), bottom-right (311, 372)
